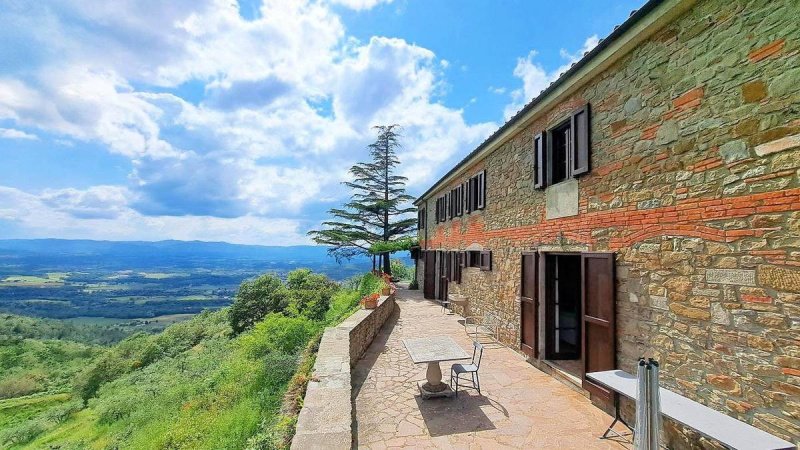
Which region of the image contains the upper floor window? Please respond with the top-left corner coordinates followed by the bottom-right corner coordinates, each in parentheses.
top-left (417, 208), bottom-right (426, 230)
top-left (466, 170), bottom-right (486, 212)
top-left (534, 104), bottom-right (590, 189)
top-left (433, 169), bottom-right (485, 224)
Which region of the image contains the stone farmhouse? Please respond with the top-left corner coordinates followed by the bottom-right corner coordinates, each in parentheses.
top-left (413, 0), bottom-right (799, 445)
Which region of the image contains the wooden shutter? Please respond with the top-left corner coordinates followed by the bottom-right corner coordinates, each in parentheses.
top-left (477, 170), bottom-right (486, 209)
top-left (458, 251), bottom-right (466, 283)
top-left (534, 132), bottom-right (546, 189)
top-left (462, 182), bottom-right (468, 214)
top-left (571, 104), bottom-right (590, 176)
top-left (455, 185), bottom-right (462, 216)
top-left (581, 252), bottom-right (616, 401)
top-left (423, 251), bottom-right (436, 299)
top-left (520, 251), bottom-right (539, 358)
top-left (480, 250), bottom-right (492, 271)
top-left (545, 129), bottom-right (554, 186)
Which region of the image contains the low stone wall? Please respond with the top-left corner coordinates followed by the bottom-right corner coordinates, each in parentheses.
top-left (291, 293), bottom-right (396, 450)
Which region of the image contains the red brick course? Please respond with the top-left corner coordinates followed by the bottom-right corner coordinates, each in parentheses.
top-left (422, 188), bottom-right (800, 252)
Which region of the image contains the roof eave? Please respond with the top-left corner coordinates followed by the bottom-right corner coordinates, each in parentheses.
top-left (413, 0), bottom-right (696, 206)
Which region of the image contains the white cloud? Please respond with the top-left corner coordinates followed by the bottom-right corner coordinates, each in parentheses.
top-left (0, 0), bottom-right (496, 243)
top-left (504, 35), bottom-right (599, 119)
top-left (0, 186), bottom-right (310, 245)
top-left (0, 128), bottom-right (38, 140)
top-left (327, 0), bottom-right (394, 11)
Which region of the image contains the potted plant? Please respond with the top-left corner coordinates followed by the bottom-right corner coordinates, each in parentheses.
top-left (363, 293), bottom-right (380, 309)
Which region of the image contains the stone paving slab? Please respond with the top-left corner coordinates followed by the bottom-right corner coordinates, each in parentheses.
top-left (352, 288), bottom-right (629, 449)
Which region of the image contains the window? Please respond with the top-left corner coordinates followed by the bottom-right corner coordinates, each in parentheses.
top-left (454, 185), bottom-right (463, 217)
top-left (465, 250), bottom-right (481, 267)
top-left (435, 196), bottom-right (447, 223)
top-left (417, 208), bottom-right (426, 230)
top-left (466, 170), bottom-right (486, 211)
top-left (534, 104), bottom-right (590, 189)
top-left (550, 120), bottom-right (570, 185)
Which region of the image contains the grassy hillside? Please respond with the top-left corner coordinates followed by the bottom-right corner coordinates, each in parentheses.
top-left (0, 271), bottom-right (384, 449)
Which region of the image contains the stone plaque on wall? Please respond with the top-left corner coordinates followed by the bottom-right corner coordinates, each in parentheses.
top-left (706, 268), bottom-right (756, 286)
top-left (545, 178), bottom-right (579, 219)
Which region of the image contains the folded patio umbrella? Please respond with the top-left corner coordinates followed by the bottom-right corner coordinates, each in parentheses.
top-left (634, 358), bottom-right (649, 449)
top-left (648, 359), bottom-right (663, 449)
top-left (634, 358), bottom-right (662, 450)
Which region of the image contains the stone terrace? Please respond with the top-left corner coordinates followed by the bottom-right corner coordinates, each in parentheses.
top-left (352, 288), bottom-right (627, 449)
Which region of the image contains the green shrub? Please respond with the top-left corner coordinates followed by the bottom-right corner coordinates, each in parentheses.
top-left (238, 314), bottom-right (317, 359)
top-left (1, 418), bottom-right (47, 445)
top-left (285, 269), bottom-right (339, 321)
top-left (390, 259), bottom-right (413, 281)
top-left (323, 290), bottom-right (360, 324)
top-left (229, 274), bottom-right (289, 335)
top-left (0, 373), bottom-right (43, 399)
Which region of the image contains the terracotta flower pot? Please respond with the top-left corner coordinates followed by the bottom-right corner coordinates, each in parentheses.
top-left (364, 297), bottom-right (378, 309)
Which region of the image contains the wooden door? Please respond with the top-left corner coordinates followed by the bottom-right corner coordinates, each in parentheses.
top-left (520, 252), bottom-right (538, 358)
top-left (581, 252), bottom-right (616, 400)
top-left (423, 251), bottom-right (436, 299)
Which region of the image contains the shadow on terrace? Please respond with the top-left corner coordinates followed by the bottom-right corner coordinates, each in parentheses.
top-left (351, 287), bottom-right (629, 449)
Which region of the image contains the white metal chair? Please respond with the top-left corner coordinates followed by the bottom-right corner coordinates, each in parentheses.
top-left (450, 341), bottom-right (483, 396)
top-left (464, 312), bottom-right (499, 342)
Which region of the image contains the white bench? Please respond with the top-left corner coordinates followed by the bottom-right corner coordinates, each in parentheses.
top-left (586, 370), bottom-right (795, 450)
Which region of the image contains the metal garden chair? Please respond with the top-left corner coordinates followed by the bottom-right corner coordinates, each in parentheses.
top-left (450, 341), bottom-right (483, 396)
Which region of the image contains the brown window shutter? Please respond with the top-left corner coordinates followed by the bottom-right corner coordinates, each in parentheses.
top-left (545, 129), bottom-right (554, 186)
top-left (477, 170), bottom-right (486, 209)
top-left (572, 104), bottom-right (590, 176)
top-left (480, 250), bottom-right (492, 271)
top-left (462, 182), bottom-right (468, 214)
top-left (534, 132), bottom-right (546, 189)
top-left (455, 186), bottom-right (461, 216)
top-left (456, 252), bottom-right (463, 283)
top-left (581, 252), bottom-right (616, 401)
top-left (520, 251), bottom-right (538, 358)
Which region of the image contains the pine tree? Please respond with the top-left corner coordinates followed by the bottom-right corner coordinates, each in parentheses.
top-left (308, 125), bottom-right (416, 274)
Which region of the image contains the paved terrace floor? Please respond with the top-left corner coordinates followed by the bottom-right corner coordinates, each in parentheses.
top-left (352, 288), bottom-right (629, 449)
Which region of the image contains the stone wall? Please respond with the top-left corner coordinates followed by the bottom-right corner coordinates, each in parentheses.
top-left (346, 294), bottom-right (397, 367)
top-left (418, 0), bottom-right (800, 445)
top-left (292, 294), bottom-right (396, 450)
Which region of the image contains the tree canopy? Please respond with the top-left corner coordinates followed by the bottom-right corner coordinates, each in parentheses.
top-left (308, 125), bottom-right (416, 274)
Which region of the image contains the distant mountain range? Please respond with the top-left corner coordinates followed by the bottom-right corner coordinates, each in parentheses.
top-left (0, 238), bottom-right (337, 260)
top-left (0, 239), bottom-right (387, 271)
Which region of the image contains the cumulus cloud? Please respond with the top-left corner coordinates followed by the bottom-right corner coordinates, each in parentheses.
top-left (40, 186), bottom-right (130, 219)
top-left (0, 128), bottom-right (38, 140)
top-left (0, 185), bottom-right (310, 245)
top-left (504, 35), bottom-right (599, 119)
top-left (0, 0), bottom-right (496, 244)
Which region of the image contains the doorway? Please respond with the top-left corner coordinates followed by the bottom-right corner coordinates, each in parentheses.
top-left (544, 253), bottom-right (582, 378)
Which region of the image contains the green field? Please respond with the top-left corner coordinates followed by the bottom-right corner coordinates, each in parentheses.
top-left (0, 273), bottom-right (68, 287)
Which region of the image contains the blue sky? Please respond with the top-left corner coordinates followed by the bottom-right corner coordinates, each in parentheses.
top-left (0, 0), bottom-right (642, 245)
